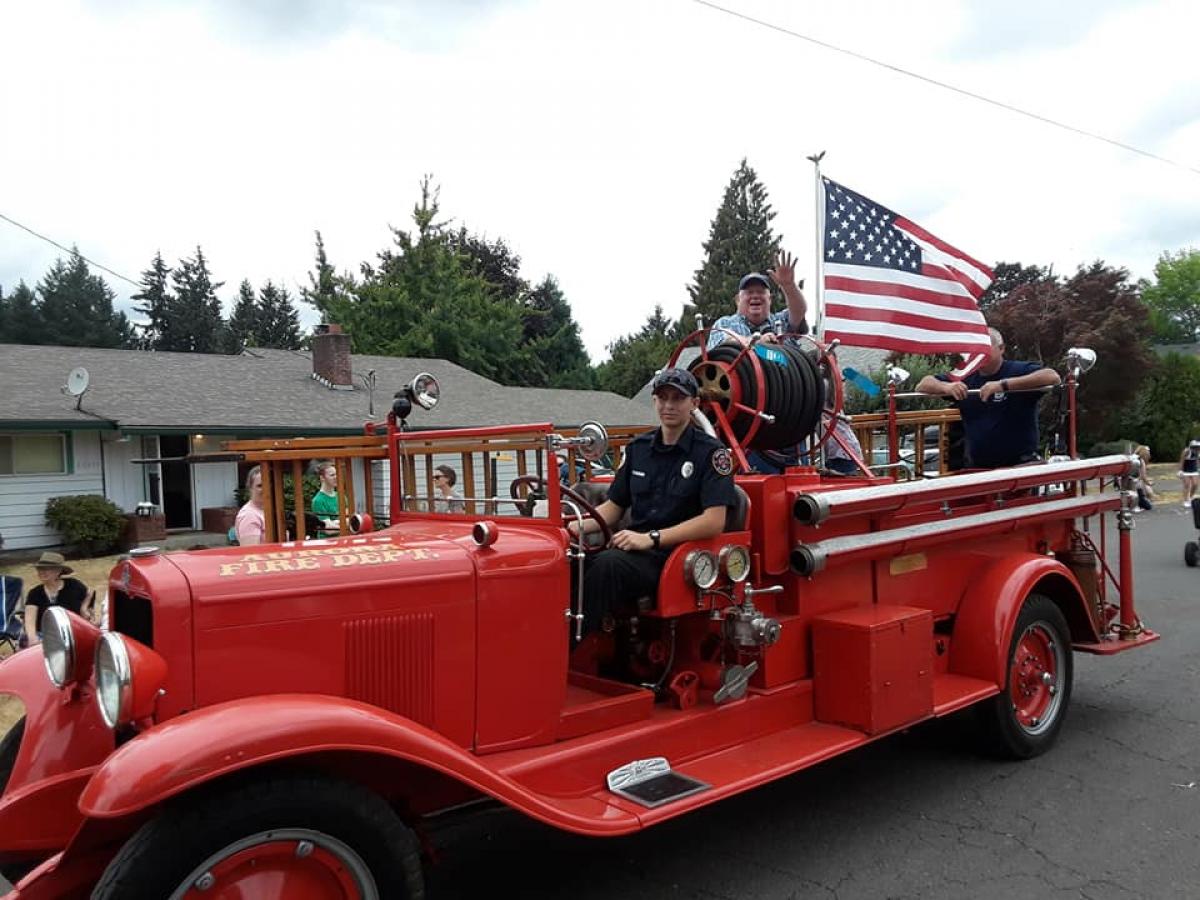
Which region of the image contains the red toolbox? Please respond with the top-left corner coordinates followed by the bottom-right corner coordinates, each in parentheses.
top-left (812, 605), bottom-right (933, 735)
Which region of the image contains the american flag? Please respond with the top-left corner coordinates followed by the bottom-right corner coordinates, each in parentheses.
top-left (821, 178), bottom-right (993, 376)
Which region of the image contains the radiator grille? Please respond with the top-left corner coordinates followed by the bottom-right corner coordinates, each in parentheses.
top-left (344, 613), bottom-right (435, 725)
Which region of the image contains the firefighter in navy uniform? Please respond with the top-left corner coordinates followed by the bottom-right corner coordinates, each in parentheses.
top-left (571, 367), bottom-right (736, 636)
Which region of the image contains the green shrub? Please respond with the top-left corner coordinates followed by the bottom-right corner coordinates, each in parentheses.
top-left (1089, 439), bottom-right (1137, 457)
top-left (45, 494), bottom-right (125, 555)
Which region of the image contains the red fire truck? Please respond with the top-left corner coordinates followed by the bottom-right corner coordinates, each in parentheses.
top-left (0, 334), bottom-right (1158, 898)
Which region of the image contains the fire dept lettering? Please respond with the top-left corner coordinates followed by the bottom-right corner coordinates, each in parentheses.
top-left (218, 543), bottom-right (438, 576)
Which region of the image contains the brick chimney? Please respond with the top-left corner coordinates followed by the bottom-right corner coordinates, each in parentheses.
top-left (312, 323), bottom-right (353, 390)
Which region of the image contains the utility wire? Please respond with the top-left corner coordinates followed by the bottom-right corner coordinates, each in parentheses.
top-left (0, 210), bottom-right (141, 288)
top-left (691, 0), bottom-right (1200, 177)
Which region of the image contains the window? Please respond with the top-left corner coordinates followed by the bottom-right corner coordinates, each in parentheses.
top-left (0, 433), bottom-right (69, 476)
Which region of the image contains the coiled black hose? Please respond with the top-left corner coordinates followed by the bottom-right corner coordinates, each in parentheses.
top-left (689, 342), bottom-right (825, 451)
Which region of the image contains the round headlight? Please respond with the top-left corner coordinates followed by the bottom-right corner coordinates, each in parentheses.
top-left (42, 607), bottom-right (76, 689)
top-left (720, 545), bottom-right (751, 583)
top-left (95, 633), bottom-right (133, 729)
top-left (684, 549), bottom-right (719, 590)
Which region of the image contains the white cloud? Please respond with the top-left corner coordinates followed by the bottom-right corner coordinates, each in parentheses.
top-left (2, 0), bottom-right (1198, 361)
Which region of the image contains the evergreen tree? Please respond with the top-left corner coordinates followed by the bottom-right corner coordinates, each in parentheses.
top-left (169, 246), bottom-right (226, 353)
top-left (226, 279), bottom-right (259, 351)
top-left (301, 231), bottom-right (347, 319)
top-left (0, 281), bottom-right (44, 344)
top-left (256, 280), bottom-right (302, 349)
top-left (595, 305), bottom-right (677, 397)
top-left (522, 275), bottom-right (594, 388)
top-left (687, 159), bottom-right (782, 327)
top-left (132, 252), bottom-right (173, 350)
top-left (36, 251), bottom-right (132, 347)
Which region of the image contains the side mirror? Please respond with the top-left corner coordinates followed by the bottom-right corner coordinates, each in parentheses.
top-left (409, 373), bottom-right (440, 410)
top-left (1066, 348), bottom-right (1097, 375)
top-left (575, 421), bottom-right (609, 462)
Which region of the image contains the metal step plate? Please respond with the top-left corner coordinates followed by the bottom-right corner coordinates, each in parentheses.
top-left (606, 757), bottom-right (710, 809)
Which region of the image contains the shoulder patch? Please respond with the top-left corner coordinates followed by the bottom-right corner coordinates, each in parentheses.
top-left (711, 448), bottom-right (733, 476)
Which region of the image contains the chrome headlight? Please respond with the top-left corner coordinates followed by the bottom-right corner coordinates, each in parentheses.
top-left (719, 545), bottom-right (751, 583)
top-left (683, 549), bottom-right (719, 590)
top-left (95, 633), bottom-right (132, 729)
top-left (42, 607), bottom-right (76, 689)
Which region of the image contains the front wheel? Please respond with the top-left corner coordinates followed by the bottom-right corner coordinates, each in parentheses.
top-left (92, 774), bottom-right (424, 899)
top-left (975, 593), bottom-right (1073, 759)
top-left (1185, 541), bottom-right (1199, 567)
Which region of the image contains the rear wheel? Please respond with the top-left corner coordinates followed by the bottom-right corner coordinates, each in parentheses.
top-left (1185, 541), bottom-right (1199, 567)
top-left (92, 774), bottom-right (424, 899)
top-left (976, 594), bottom-right (1073, 759)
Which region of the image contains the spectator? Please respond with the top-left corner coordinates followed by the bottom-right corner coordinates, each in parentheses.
top-left (822, 415), bottom-right (866, 476)
top-left (311, 460), bottom-right (341, 535)
top-left (915, 327), bottom-right (1060, 468)
top-left (23, 552), bottom-right (95, 645)
top-left (234, 465), bottom-right (266, 545)
top-left (1134, 445), bottom-right (1154, 512)
top-left (1179, 439), bottom-right (1199, 509)
top-left (434, 465), bottom-right (466, 513)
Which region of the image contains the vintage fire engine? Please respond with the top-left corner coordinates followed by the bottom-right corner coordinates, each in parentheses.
top-left (0, 332), bottom-right (1159, 898)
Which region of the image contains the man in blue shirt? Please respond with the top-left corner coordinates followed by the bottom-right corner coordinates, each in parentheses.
top-left (707, 251), bottom-right (808, 350)
top-left (916, 327), bottom-right (1061, 468)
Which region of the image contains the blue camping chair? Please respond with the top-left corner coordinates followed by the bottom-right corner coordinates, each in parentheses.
top-left (0, 576), bottom-right (24, 656)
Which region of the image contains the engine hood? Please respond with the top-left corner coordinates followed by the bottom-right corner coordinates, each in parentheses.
top-left (168, 523), bottom-right (482, 604)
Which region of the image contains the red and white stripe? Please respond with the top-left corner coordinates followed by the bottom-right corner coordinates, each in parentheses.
top-left (822, 214), bottom-right (994, 360)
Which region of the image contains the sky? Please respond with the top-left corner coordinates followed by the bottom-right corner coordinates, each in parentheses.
top-left (2, 0), bottom-right (1199, 361)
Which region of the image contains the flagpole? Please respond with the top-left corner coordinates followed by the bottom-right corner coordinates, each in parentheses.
top-left (806, 151), bottom-right (826, 338)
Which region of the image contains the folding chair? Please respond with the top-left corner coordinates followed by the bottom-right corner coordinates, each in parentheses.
top-left (0, 576), bottom-right (24, 656)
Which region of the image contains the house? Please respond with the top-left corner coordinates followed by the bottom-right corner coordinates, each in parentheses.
top-left (0, 328), bottom-right (654, 550)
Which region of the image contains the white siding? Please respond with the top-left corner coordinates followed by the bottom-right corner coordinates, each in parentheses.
top-left (101, 435), bottom-right (146, 512)
top-left (0, 432), bottom-right (105, 550)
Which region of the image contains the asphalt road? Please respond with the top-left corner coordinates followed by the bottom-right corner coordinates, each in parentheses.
top-left (428, 505), bottom-right (1200, 900)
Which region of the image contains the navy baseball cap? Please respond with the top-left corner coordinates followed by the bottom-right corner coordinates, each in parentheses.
top-left (651, 367), bottom-right (699, 397)
top-left (738, 272), bottom-right (771, 291)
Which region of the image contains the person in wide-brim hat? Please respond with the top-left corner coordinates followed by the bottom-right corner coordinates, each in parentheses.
top-left (33, 551), bottom-right (73, 575)
top-left (23, 551), bottom-right (94, 646)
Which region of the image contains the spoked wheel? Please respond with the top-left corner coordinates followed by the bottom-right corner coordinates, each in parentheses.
top-left (976, 593), bottom-right (1073, 759)
top-left (92, 775), bottom-right (425, 900)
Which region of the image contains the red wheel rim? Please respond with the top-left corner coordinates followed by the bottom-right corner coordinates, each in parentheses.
top-left (1009, 622), bottom-right (1065, 735)
top-left (173, 830), bottom-right (375, 900)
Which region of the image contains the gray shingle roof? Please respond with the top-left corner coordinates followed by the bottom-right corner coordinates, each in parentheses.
top-left (0, 344), bottom-right (655, 432)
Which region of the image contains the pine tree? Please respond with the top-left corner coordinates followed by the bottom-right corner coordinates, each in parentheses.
top-left (522, 275), bottom-right (594, 388)
top-left (256, 280), bottom-right (302, 349)
top-left (687, 159), bottom-right (782, 327)
top-left (170, 246), bottom-right (226, 353)
top-left (132, 252), bottom-right (173, 350)
top-left (0, 282), bottom-right (42, 344)
top-left (36, 251), bottom-right (132, 347)
top-left (226, 279), bottom-right (259, 351)
top-left (595, 305), bottom-right (677, 397)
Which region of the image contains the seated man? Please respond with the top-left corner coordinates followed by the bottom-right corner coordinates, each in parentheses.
top-left (915, 327), bottom-right (1061, 468)
top-left (572, 368), bottom-right (736, 636)
top-left (706, 250), bottom-right (808, 350)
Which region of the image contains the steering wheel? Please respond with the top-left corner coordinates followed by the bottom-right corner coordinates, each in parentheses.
top-left (509, 475), bottom-right (612, 553)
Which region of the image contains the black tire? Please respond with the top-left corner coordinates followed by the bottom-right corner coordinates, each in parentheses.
top-left (92, 774), bottom-right (424, 899)
top-left (975, 593), bottom-right (1073, 760)
top-left (0, 716), bottom-right (24, 795)
top-left (1185, 541), bottom-right (1199, 568)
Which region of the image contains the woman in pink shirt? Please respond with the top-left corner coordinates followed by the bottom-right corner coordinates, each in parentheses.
top-left (234, 466), bottom-right (266, 545)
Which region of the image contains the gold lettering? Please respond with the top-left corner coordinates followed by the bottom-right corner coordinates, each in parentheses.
top-left (294, 558), bottom-right (320, 570)
top-left (357, 552), bottom-right (381, 565)
top-left (381, 550), bottom-right (408, 562)
top-left (219, 563), bottom-right (243, 576)
top-left (410, 548), bottom-right (436, 560)
top-left (246, 561), bottom-right (266, 574)
top-left (332, 555), bottom-right (359, 568)
top-left (263, 559), bottom-right (294, 573)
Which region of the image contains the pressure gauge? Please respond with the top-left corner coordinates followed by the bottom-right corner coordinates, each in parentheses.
top-left (720, 545), bottom-right (751, 583)
top-left (684, 549), bottom-right (719, 590)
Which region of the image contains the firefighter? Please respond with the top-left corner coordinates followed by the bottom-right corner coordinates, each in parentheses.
top-left (570, 368), bottom-right (736, 635)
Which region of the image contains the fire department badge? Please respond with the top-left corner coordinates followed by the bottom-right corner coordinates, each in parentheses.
top-left (681, 461), bottom-right (694, 478)
top-left (711, 448), bottom-right (733, 476)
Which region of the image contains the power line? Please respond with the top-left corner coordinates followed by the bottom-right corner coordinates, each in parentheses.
top-left (0, 211), bottom-right (141, 288)
top-left (690, 0), bottom-right (1200, 177)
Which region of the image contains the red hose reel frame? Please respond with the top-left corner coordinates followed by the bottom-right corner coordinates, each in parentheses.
top-left (669, 328), bottom-right (845, 474)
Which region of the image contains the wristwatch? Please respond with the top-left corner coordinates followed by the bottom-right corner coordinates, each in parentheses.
top-left (649, 529), bottom-right (661, 550)
top-left (1001, 379), bottom-right (1010, 393)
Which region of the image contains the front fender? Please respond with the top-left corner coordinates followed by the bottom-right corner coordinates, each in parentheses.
top-left (949, 554), bottom-right (1087, 685)
top-left (79, 694), bottom-right (640, 835)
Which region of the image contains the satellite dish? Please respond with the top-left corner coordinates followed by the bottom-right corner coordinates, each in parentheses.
top-left (65, 367), bottom-right (90, 397)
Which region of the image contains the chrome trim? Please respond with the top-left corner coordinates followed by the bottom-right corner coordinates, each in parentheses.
top-left (718, 544), bottom-right (751, 583)
top-left (95, 632), bottom-right (133, 729)
top-left (683, 549), bottom-right (718, 590)
top-left (41, 606), bottom-right (76, 689)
